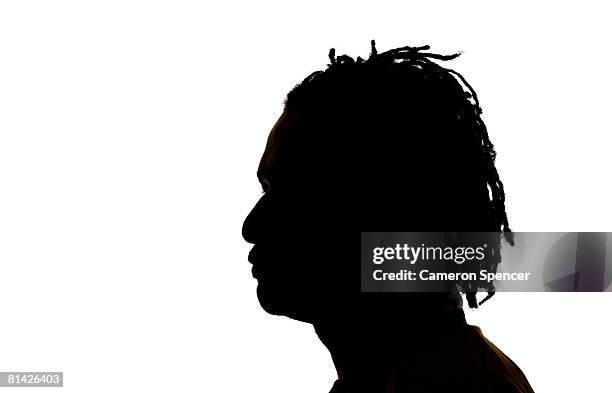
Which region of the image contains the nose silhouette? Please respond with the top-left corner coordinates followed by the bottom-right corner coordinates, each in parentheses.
top-left (242, 196), bottom-right (265, 245)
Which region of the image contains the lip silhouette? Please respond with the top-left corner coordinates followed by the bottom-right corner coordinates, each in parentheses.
top-left (248, 247), bottom-right (261, 278)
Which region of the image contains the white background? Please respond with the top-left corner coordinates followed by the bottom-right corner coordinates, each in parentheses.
top-left (0, 1), bottom-right (611, 392)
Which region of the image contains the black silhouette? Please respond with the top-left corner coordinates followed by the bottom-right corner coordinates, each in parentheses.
top-left (243, 40), bottom-right (535, 393)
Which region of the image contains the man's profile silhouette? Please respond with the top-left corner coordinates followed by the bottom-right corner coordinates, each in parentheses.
top-left (242, 40), bottom-right (535, 393)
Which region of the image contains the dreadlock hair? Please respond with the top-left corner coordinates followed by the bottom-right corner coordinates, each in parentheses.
top-left (282, 40), bottom-right (513, 308)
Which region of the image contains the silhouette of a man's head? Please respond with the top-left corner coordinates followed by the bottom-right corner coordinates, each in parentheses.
top-left (243, 41), bottom-right (511, 323)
